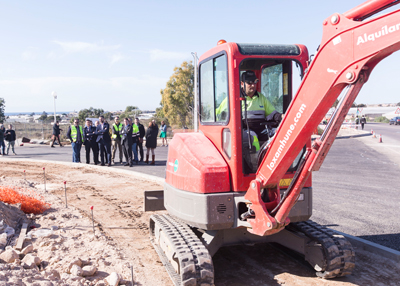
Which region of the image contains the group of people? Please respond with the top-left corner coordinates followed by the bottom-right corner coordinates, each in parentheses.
top-left (64, 116), bottom-right (166, 167)
top-left (355, 115), bottom-right (367, 130)
top-left (0, 124), bottom-right (17, 156)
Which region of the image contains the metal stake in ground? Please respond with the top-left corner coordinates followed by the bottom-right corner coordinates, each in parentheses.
top-left (131, 265), bottom-right (134, 286)
top-left (43, 167), bottom-right (46, 192)
top-left (23, 170), bottom-right (26, 180)
top-left (90, 206), bottom-right (95, 235)
top-left (64, 181), bottom-right (67, 208)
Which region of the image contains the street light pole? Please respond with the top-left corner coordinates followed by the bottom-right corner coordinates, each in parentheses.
top-left (191, 52), bottom-right (198, 132)
top-left (52, 91), bottom-right (57, 124)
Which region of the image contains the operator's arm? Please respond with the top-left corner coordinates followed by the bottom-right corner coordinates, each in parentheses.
top-left (216, 97), bottom-right (228, 121)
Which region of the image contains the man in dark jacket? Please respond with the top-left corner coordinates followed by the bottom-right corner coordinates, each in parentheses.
top-left (121, 118), bottom-right (133, 167)
top-left (83, 119), bottom-right (99, 165)
top-left (4, 124), bottom-right (17, 155)
top-left (67, 118), bottom-right (84, 163)
top-left (0, 124), bottom-right (5, 155)
top-left (96, 115), bottom-right (112, 166)
top-left (50, 121), bottom-right (63, 147)
top-left (135, 118), bottom-right (145, 162)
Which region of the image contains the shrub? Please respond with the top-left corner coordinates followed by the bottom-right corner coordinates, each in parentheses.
top-left (374, 116), bottom-right (390, 123)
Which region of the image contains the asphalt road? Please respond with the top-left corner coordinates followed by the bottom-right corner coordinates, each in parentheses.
top-left (3, 129), bottom-right (400, 251)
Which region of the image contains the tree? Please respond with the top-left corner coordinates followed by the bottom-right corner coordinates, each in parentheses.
top-left (38, 111), bottom-right (48, 121)
top-left (120, 106), bottom-right (141, 119)
top-left (351, 102), bottom-right (357, 108)
top-left (159, 61), bottom-right (194, 128)
top-left (29, 112), bottom-right (35, 116)
top-left (396, 102), bottom-right (400, 106)
top-left (77, 107), bottom-right (104, 122)
top-left (47, 115), bottom-right (61, 122)
top-left (0, 98), bottom-right (5, 123)
top-left (357, 103), bottom-right (367, 107)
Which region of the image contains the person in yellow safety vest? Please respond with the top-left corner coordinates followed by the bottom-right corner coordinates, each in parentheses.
top-left (216, 71), bottom-right (283, 142)
top-left (130, 118), bottom-right (140, 164)
top-left (67, 118), bottom-right (84, 163)
top-left (111, 116), bottom-right (124, 164)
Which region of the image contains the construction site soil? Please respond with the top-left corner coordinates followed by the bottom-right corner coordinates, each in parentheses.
top-left (0, 160), bottom-right (399, 285)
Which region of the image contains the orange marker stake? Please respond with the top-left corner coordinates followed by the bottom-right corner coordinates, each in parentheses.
top-left (64, 181), bottom-right (67, 208)
top-left (43, 167), bottom-right (46, 192)
top-left (90, 206), bottom-right (95, 234)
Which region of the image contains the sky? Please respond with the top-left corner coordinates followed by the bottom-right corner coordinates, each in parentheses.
top-left (1, 0), bottom-right (399, 113)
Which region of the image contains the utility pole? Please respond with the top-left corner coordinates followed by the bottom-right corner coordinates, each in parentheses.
top-left (191, 52), bottom-right (198, 132)
top-left (52, 91), bottom-right (57, 124)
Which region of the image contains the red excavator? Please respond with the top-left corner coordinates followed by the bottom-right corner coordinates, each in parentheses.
top-left (145, 0), bottom-right (400, 285)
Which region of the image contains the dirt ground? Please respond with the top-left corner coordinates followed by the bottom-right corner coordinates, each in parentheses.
top-left (0, 160), bottom-right (399, 286)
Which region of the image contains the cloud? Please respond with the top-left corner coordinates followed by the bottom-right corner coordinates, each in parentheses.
top-left (21, 47), bottom-right (37, 61)
top-left (53, 41), bottom-right (121, 53)
top-left (110, 53), bottom-right (125, 66)
top-left (149, 49), bottom-right (190, 62)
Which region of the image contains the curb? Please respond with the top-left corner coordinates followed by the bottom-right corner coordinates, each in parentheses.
top-left (0, 158), bottom-right (165, 185)
top-left (336, 132), bottom-right (372, 140)
top-left (333, 229), bottom-right (400, 264)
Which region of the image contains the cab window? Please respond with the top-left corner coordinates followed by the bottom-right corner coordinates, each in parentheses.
top-left (199, 54), bottom-right (229, 123)
top-left (261, 64), bottom-right (284, 113)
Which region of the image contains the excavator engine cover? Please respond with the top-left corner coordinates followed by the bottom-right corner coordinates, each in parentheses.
top-left (165, 133), bottom-right (230, 194)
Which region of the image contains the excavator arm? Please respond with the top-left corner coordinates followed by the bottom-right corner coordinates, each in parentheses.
top-left (245, 0), bottom-right (400, 236)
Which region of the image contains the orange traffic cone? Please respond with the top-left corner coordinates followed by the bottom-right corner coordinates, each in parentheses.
top-left (379, 134), bottom-right (382, 143)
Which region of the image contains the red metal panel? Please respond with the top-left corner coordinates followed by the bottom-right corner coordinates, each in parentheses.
top-left (165, 133), bottom-right (230, 194)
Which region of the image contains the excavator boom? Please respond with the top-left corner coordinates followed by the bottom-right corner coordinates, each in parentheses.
top-left (247, 0), bottom-right (400, 235)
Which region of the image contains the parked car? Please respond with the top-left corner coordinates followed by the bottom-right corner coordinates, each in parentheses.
top-left (389, 116), bottom-right (400, 125)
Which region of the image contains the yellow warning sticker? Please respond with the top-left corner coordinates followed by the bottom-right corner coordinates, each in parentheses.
top-left (279, 178), bottom-right (292, 187)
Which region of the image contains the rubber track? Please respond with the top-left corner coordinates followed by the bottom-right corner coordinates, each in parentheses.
top-left (290, 220), bottom-right (356, 278)
top-left (150, 214), bottom-right (214, 286)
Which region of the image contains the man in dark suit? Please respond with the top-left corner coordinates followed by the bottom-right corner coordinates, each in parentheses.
top-left (121, 117), bottom-right (133, 167)
top-left (96, 115), bottom-right (112, 166)
top-left (135, 118), bottom-right (145, 162)
top-left (83, 119), bottom-right (99, 165)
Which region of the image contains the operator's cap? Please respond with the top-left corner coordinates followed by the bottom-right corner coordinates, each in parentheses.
top-left (241, 71), bottom-right (258, 83)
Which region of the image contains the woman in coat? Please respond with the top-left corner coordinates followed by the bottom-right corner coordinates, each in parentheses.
top-left (145, 121), bottom-right (158, 165)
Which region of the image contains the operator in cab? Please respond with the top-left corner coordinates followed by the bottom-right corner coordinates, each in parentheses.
top-left (216, 70), bottom-right (283, 143)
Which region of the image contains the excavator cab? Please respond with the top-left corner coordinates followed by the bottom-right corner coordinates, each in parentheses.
top-left (198, 42), bottom-right (311, 192)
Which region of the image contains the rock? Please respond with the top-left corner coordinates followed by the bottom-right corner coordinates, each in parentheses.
top-left (39, 282), bottom-right (54, 286)
top-left (0, 248), bottom-right (19, 263)
top-left (21, 254), bottom-right (41, 269)
top-left (66, 258), bottom-right (83, 273)
top-left (105, 272), bottom-right (121, 286)
top-left (119, 279), bottom-right (130, 285)
top-left (70, 264), bottom-right (84, 277)
top-left (95, 281), bottom-right (106, 286)
top-left (82, 265), bottom-right (97, 277)
top-left (44, 269), bottom-right (61, 281)
top-left (61, 273), bottom-right (70, 280)
top-left (21, 244), bottom-right (34, 255)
